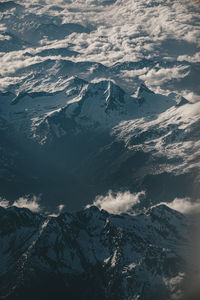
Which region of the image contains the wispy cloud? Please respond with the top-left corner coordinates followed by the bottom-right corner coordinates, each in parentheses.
top-left (86, 189), bottom-right (200, 216)
top-left (139, 66), bottom-right (190, 86)
top-left (0, 195), bottom-right (41, 212)
top-left (0, 198), bottom-right (9, 208)
top-left (160, 198), bottom-right (200, 215)
top-left (86, 190), bottom-right (145, 214)
top-left (48, 204), bottom-right (65, 217)
top-left (13, 195), bottom-right (41, 212)
top-left (0, 195), bottom-right (67, 217)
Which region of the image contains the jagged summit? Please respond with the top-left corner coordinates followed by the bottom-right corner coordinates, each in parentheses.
top-left (105, 80), bottom-right (125, 111)
top-left (74, 80), bottom-right (125, 111)
top-left (0, 76), bottom-right (190, 144)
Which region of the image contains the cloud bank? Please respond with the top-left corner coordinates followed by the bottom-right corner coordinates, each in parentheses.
top-left (1, 0), bottom-right (200, 68)
top-left (0, 0), bottom-right (199, 98)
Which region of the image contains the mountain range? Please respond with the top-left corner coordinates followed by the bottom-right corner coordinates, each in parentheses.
top-left (0, 0), bottom-right (200, 299)
top-left (0, 204), bottom-right (189, 300)
top-left (0, 72), bottom-right (199, 211)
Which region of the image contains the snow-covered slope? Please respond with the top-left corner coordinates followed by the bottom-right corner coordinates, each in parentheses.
top-left (0, 78), bottom-right (181, 143)
top-left (112, 100), bottom-right (200, 174)
top-left (0, 205), bottom-right (188, 300)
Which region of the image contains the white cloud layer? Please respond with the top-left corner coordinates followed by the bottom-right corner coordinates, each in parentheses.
top-left (0, 0), bottom-right (200, 71)
top-left (86, 190), bottom-right (145, 214)
top-left (0, 0), bottom-right (198, 99)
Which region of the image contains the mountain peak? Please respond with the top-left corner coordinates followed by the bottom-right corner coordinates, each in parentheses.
top-left (105, 80), bottom-right (125, 111)
top-left (175, 95), bottom-right (189, 106)
top-left (65, 79), bottom-right (126, 120)
top-left (136, 83), bottom-right (154, 98)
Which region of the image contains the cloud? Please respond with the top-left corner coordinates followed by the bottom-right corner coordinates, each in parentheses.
top-left (48, 204), bottom-right (65, 217)
top-left (1, 0), bottom-right (200, 69)
top-left (139, 66), bottom-right (190, 86)
top-left (0, 0), bottom-right (199, 100)
top-left (121, 68), bottom-right (149, 78)
top-left (0, 195), bottom-right (67, 216)
top-left (12, 195), bottom-right (41, 212)
top-left (86, 190), bottom-right (145, 214)
top-left (87, 191), bottom-right (200, 216)
top-left (177, 52), bottom-right (200, 63)
top-left (0, 198), bottom-right (9, 208)
top-left (58, 204), bottom-right (65, 213)
top-left (56, 0), bottom-right (200, 65)
top-left (160, 198), bottom-right (200, 215)
top-left (0, 195), bottom-right (42, 212)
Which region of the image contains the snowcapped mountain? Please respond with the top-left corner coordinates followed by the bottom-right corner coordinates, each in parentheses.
top-left (0, 0), bottom-right (200, 298)
top-left (0, 77), bottom-right (185, 143)
top-left (0, 72), bottom-right (199, 210)
top-left (0, 204), bottom-right (188, 300)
